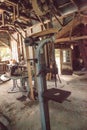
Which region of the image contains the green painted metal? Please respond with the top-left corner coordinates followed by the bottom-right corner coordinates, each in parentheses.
top-left (36, 37), bottom-right (54, 130)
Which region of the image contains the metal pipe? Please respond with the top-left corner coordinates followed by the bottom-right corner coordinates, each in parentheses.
top-left (36, 37), bottom-right (54, 54)
top-left (36, 37), bottom-right (54, 130)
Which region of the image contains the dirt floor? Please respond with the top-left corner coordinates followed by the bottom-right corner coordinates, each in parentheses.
top-left (0, 73), bottom-right (87, 130)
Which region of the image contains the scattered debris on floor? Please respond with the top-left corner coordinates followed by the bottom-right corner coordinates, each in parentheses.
top-left (0, 75), bottom-right (87, 130)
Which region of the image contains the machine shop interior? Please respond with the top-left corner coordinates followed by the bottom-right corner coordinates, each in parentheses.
top-left (0, 0), bottom-right (87, 130)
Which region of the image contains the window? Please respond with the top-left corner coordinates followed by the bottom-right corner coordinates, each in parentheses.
top-left (0, 47), bottom-right (11, 61)
top-left (63, 50), bottom-right (71, 63)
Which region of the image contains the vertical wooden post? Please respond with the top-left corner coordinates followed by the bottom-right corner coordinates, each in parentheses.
top-left (32, 46), bottom-right (37, 88)
top-left (25, 31), bottom-right (34, 100)
top-left (60, 49), bottom-right (62, 74)
top-left (17, 33), bottom-right (20, 60)
top-left (2, 11), bottom-right (5, 26)
top-left (25, 46), bottom-right (34, 100)
top-left (79, 25), bottom-right (87, 69)
top-left (19, 34), bottom-right (22, 55)
top-left (20, 34), bottom-right (24, 59)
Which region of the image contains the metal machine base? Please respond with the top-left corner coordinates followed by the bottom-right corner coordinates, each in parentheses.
top-left (43, 88), bottom-right (71, 103)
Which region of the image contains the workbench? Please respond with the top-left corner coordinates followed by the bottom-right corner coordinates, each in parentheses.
top-left (7, 64), bottom-right (29, 93)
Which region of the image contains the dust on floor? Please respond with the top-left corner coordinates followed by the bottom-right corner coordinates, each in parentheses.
top-left (0, 74), bottom-right (87, 130)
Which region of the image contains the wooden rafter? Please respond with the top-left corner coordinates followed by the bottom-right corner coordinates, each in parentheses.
top-left (58, 2), bottom-right (71, 8)
top-left (30, 28), bottom-right (58, 38)
top-left (81, 16), bottom-right (87, 25)
top-left (35, 13), bottom-right (46, 30)
top-left (70, 0), bottom-right (78, 9)
top-left (56, 17), bottom-right (81, 39)
top-left (69, 13), bottom-right (75, 39)
top-left (79, 5), bottom-right (87, 12)
top-left (0, 39), bottom-right (9, 47)
top-left (7, 31), bottom-right (18, 42)
top-left (55, 35), bottom-right (87, 43)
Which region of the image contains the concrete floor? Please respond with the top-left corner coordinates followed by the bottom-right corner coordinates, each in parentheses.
top-left (0, 74), bottom-right (87, 130)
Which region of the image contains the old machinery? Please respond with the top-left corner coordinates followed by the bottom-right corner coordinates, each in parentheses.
top-left (24, 31), bottom-right (71, 130)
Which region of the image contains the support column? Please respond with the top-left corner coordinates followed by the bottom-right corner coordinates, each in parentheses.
top-left (25, 46), bottom-right (34, 100)
top-left (79, 25), bottom-right (87, 69)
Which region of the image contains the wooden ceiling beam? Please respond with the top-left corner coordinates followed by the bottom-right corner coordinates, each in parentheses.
top-left (29, 28), bottom-right (58, 38)
top-left (79, 5), bottom-right (87, 12)
top-left (56, 17), bottom-right (81, 39)
top-left (58, 2), bottom-right (71, 8)
top-left (0, 39), bottom-right (9, 47)
top-left (80, 16), bottom-right (87, 25)
top-left (55, 35), bottom-right (87, 43)
top-left (70, 0), bottom-right (78, 9)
